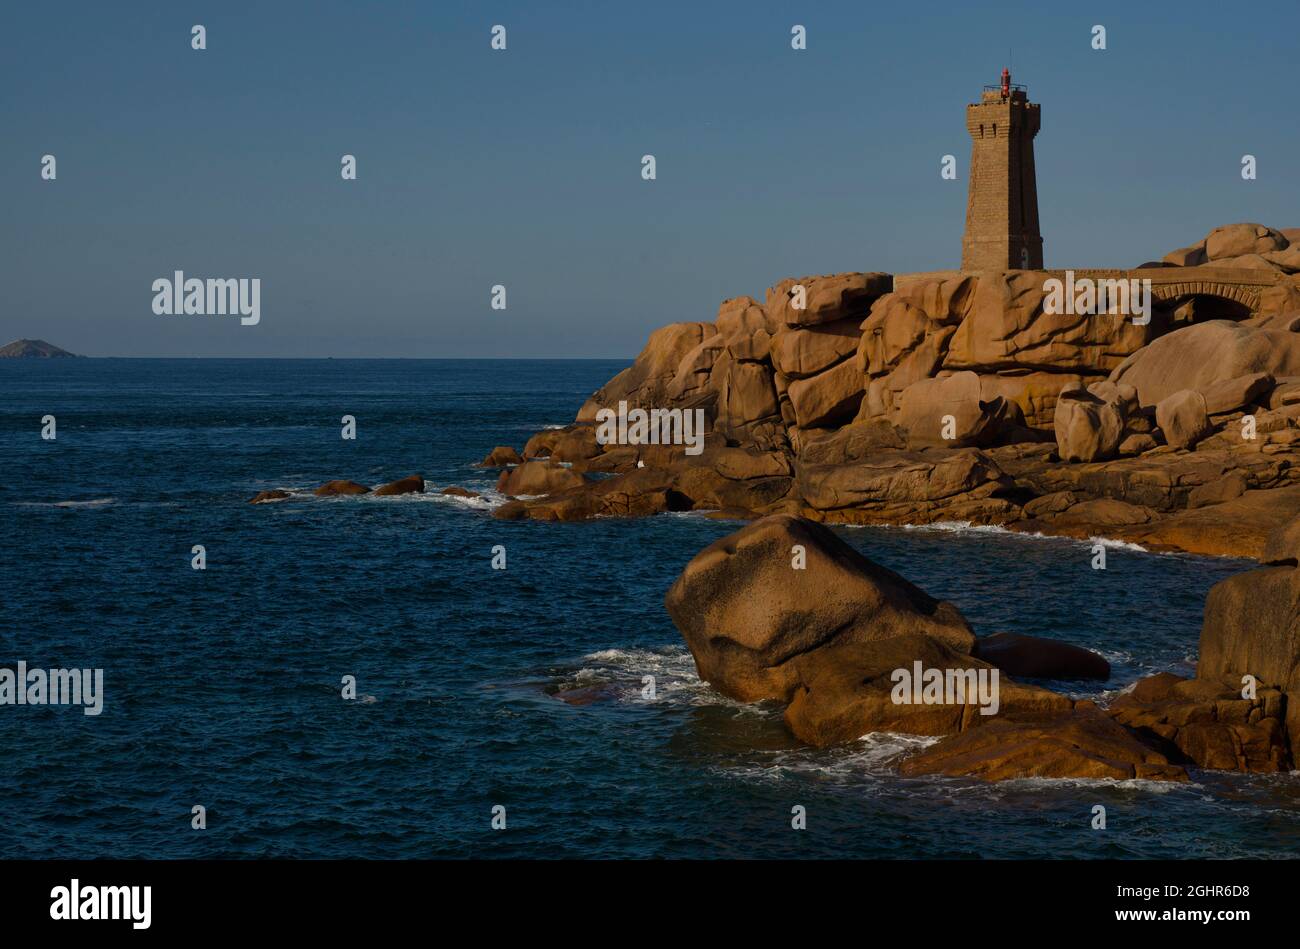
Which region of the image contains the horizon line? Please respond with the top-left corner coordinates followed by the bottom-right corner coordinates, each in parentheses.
top-left (2, 354), bottom-right (634, 361)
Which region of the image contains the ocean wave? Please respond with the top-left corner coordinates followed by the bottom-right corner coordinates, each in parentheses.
top-left (15, 498), bottom-right (116, 509)
top-left (721, 732), bottom-right (940, 786)
top-left (252, 483), bottom-right (510, 510)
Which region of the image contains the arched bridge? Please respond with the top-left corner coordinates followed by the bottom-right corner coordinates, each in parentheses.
top-left (1040, 266), bottom-right (1293, 315)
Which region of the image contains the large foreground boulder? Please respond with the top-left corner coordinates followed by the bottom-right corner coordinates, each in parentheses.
top-left (664, 515), bottom-right (975, 703)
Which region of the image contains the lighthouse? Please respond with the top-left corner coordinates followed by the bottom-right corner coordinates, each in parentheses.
top-left (961, 69), bottom-right (1043, 271)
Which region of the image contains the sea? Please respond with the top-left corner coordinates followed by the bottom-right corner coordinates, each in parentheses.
top-left (2, 358), bottom-right (1297, 859)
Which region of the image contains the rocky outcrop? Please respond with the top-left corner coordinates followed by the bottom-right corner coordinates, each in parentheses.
top-left (372, 475), bottom-right (425, 497)
top-left (795, 447), bottom-right (1013, 523)
top-left (577, 322), bottom-right (717, 421)
top-left (1108, 672), bottom-right (1289, 773)
top-left (656, 513), bottom-right (1300, 780)
top-left (660, 516), bottom-right (1196, 780)
top-left (496, 466), bottom-right (691, 521)
top-left (1198, 515), bottom-right (1300, 747)
top-left (1162, 223), bottom-right (1297, 273)
top-left (468, 221), bottom-right (1300, 559)
top-left (482, 446), bottom-right (523, 467)
top-left (497, 461), bottom-right (587, 497)
top-left (1205, 223), bottom-right (1288, 263)
top-left (249, 489), bottom-right (291, 503)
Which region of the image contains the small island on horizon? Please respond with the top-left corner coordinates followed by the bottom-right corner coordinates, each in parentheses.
top-left (0, 339), bottom-right (81, 358)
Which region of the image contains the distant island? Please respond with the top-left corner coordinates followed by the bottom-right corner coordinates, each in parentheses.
top-left (0, 339), bottom-right (81, 358)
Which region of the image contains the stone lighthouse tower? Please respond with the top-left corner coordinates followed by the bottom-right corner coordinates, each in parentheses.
top-left (961, 68), bottom-right (1043, 271)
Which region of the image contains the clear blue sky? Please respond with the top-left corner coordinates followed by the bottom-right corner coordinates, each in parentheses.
top-left (5, 0), bottom-right (1297, 357)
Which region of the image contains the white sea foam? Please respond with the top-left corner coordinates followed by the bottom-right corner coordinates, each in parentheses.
top-left (1088, 535), bottom-right (1148, 552)
top-left (575, 645), bottom-right (740, 707)
top-left (882, 520), bottom-right (1155, 553)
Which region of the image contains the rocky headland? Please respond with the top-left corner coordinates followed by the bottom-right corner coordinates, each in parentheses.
top-left (487, 222), bottom-right (1300, 562)
top-left (476, 221), bottom-right (1300, 781)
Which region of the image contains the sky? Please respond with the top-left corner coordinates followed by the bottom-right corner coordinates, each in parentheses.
top-left (4, 0), bottom-right (1298, 358)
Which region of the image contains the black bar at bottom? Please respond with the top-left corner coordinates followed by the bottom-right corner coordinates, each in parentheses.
top-left (0, 859), bottom-right (1278, 935)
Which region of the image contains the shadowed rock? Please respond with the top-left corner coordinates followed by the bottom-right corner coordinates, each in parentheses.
top-left (372, 475), bottom-right (425, 496)
top-left (973, 632), bottom-right (1110, 681)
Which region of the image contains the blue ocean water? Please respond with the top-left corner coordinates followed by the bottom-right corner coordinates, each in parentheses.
top-left (1, 358), bottom-right (1297, 859)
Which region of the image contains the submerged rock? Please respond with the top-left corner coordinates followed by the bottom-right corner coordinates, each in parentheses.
top-left (440, 486), bottom-right (480, 498)
top-left (314, 479), bottom-right (370, 496)
top-left (973, 632), bottom-right (1110, 681)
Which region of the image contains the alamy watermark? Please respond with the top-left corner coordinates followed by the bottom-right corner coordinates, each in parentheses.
top-left (1043, 270), bottom-right (1151, 325)
top-left (594, 401), bottom-right (706, 455)
top-left (891, 662), bottom-right (1000, 715)
top-left (152, 271), bottom-right (261, 325)
top-left (0, 662), bottom-right (103, 715)
top-left (50, 879), bottom-right (150, 929)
